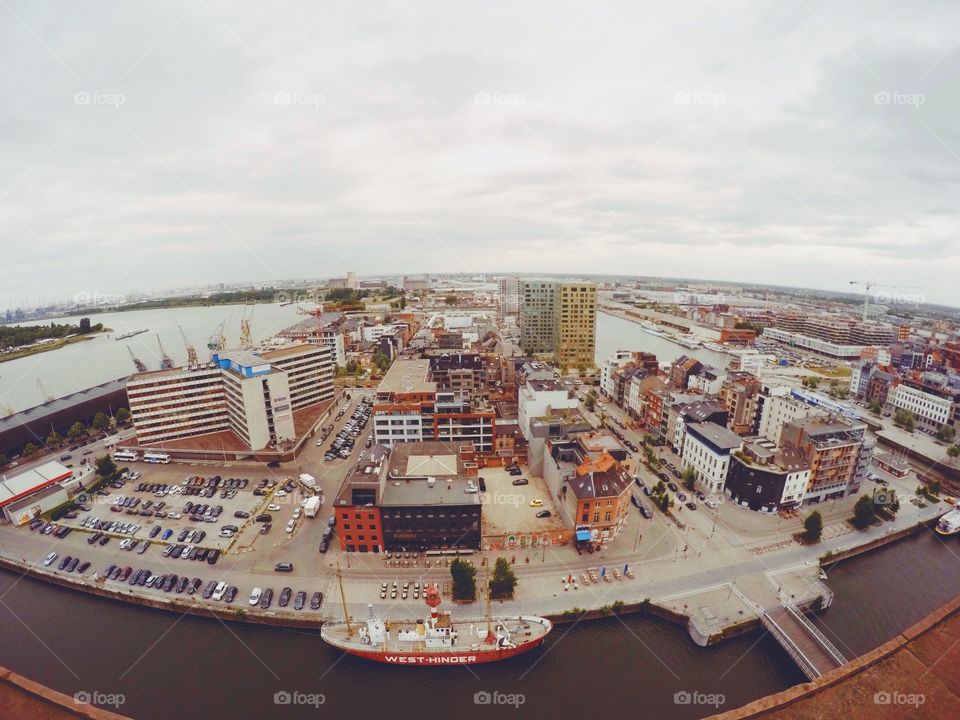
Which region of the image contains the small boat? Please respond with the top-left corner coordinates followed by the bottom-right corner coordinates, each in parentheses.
top-left (935, 502), bottom-right (960, 536)
top-left (818, 568), bottom-right (827, 580)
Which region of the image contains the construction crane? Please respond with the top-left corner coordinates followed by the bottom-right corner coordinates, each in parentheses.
top-left (848, 281), bottom-right (920, 321)
top-left (36, 378), bottom-right (53, 402)
top-left (296, 304), bottom-right (325, 344)
top-left (239, 305), bottom-right (254, 350)
top-left (157, 335), bottom-right (173, 369)
top-left (127, 346), bottom-right (147, 373)
top-left (207, 317), bottom-right (227, 353)
top-left (179, 325), bottom-right (198, 367)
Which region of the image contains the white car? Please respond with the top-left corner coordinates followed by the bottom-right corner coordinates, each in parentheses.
top-left (267, 504), bottom-right (281, 511)
top-left (212, 581), bottom-right (228, 601)
top-left (285, 519), bottom-right (296, 533)
top-left (43, 552), bottom-right (57, 566)
top-left (249, 587), bottom-right (262, 605)
top-left (275, 490), bottom-right (287, 498)
top-left (292, 508), bottom-right (302, 520)
top-left (166, 512), bottom-right (182, 519)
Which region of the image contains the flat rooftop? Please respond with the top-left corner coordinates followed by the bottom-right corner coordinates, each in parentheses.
top-left (687, 421), bottom-right (743, 450)
top-left (380, 476), bottom-right (482, 507)
top-left (377, 358), bottom-right (436, 394)
top-left (387, 441), bottom-right (469, 478)
top-left (0, 461), bottom-right (73, 506)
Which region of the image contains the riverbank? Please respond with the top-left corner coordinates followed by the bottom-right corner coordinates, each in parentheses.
top-left (0, 330), bottom-right (110, 365)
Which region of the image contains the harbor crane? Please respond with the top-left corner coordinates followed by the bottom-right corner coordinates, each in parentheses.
top-left (239, 305), bottom-right (254, 350)
top-left (848, 280), bottom-right (920, 321)
top-left (207, 316), bottom-right (228, 353)
top-left (179, 325), bottom-right (198, 367)
top-left (127, 346), bottom-right (147, 373)
top-left (157, 335), bottom-right (173, 370)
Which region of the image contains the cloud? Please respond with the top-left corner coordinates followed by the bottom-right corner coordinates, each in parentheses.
top-left (1, 0), bottom-right (959, 306)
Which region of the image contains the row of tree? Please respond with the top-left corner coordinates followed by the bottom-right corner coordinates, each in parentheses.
top-left (0, 318), bottom-right (102, 349)
top-left (450, 557), bottom-right (518, 601)
top-left (0, 408), bottom-right (131, 468)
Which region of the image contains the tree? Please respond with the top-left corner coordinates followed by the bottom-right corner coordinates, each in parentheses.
top-left (94, 455), bottom-right (117, 478)
top-left (869, 400), bottom-right (883, 414)
top-left (444, 294), bottom-right (458, 306)
top-left (68, 421), bottom-right (86, 440)
top-left (936, 424), bottom-right (956, 443)
top-left (852, 494), bottom-right (877, 529)
top-left (682, 467), bottom-right (696, 491)
top-left (91, 412), bottom-right (111, 432)
top-left (803, 510), bottom-right (823, 543)
top-left (23, 442), bottom-right (39, 456)
top-left (489, 557), bottom-right (518, 600)
top-left (79, 317), bottom-right (92, 333)
top-left (948, 445), bottom-right (960, 464)
top-left (46, 431), bottom-right (62, 448)
top-left (114, 407), bottom-right (131, 425)
top-left (450, 558), bottom-right (477, 601)
top-left (399, 291), bottom-right (407, 310)
top-left (893, 409), bottom-right (916, 432)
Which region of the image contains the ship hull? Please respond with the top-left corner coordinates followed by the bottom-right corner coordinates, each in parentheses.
top-left (326, 636), bottom-right (547, 665)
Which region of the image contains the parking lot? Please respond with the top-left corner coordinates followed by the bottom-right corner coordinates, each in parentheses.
top-left (480, 467), bottom-right (565, 535)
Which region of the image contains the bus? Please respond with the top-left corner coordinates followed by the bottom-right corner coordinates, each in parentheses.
top-left (425, 549), bottom-right (475, 558)
top-left (112, 449), bottom-right (139, 462)
top-left (142, 451), bottom-right (171, 464)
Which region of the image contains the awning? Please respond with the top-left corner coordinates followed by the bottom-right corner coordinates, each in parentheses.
top-left (575, 529), bottom-right (592, 542)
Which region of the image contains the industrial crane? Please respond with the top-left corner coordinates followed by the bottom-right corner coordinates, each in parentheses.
top-left (157, 335), bottom-right (173, 369)
top-left (179, 325), bottom-right (198, 367)
top-left (128, 346), bottom-right (147, 373)
top-left (239, 305), bottom-right (254, 350)
top-left (207, 317), bottom-right (227, 352)
top-left (848, 280), bottom-right (920, 321)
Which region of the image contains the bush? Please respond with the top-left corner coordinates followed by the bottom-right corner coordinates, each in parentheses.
top-left (489, 557), bottom-right (517, 600)
top-left (851, 494), bottom-right (876, 529)
top-left (803, 511), bottom-right (823, 543)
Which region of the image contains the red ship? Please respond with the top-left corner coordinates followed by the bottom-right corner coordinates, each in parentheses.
top-left (320, 580), bottom-right (552, 665)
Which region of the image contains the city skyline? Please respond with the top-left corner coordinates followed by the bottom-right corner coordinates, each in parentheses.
top-left (2, 2), bottom-right (960, 307)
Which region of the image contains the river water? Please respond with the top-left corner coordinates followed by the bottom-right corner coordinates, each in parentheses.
top-left (0, 531), bottom-right (957, 720)
top-left (1, 305), bottom-right (730, 415)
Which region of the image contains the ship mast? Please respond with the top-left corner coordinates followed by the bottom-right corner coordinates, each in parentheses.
top-left (336, 562), bottom-right (353, 636)
top-left (485, 566), bottom-right (495, 644)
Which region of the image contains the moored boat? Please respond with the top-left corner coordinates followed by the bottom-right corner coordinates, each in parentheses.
top-left (935, 502), bottom-right (960, 536)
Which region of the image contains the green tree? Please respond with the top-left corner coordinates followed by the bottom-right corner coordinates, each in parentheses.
top-left (23, 442), bottom-right (39, 456)
top-left (852, 494), bottom-right (877, 529)
top-left (399, 291), bottom-right (407, 310)
top-left (868, 400), bottom-right (883, 414)
top-left (79, 317), bottom-right (92, 333)
top-left (936, 424), bottom-right (956, 443)
top-left (681, 467), bottom-right (696, 491)
top-left (94, 455), bottom-right (117, 478)
top-left (67, 421), bottom-right (86, 440)
top-left (450, 558), bottom-right (477, 601)
top-left (114, 407), bottom-right (131, 425)
top-left (877, 488), bottom-right (899, 515)
top-left (803, 510), bottom-right (823, 543)
top-left (444, 294), bottom-right (458, 306)
top-left (91, 412), bottom-right (111, 431)
top-left (948, 445), bottom-right (960, 464)
top-left (489, 557), bottom-right (518, 600)
top-left (893, 409), bottom-right (916, 431)
top-left (46, 431), bottom-right (62, 448)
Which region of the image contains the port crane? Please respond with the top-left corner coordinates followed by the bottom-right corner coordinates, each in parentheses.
top-left (127, 346), bottom-right (147, 373)
top-left (848, 281), bottom-right (920, 321)
top-left (157, 335), bottom-right (173, 370)
top-left (239, 305), bottom-right (254, 350)
top-left (207, 315), bottom-right (228, 353)
top-left (179, 325), bottom-right (198, 367)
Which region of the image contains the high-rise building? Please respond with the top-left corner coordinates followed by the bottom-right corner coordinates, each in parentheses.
top-left (497, 276), bottom-right (520, 326)
top-left (519, 280), bottom-right (596, 368)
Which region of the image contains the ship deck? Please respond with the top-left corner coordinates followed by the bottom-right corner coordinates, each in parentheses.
top-left (322, 616), bottom-right (551, 654)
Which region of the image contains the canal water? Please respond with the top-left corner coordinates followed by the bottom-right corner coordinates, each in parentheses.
top-left (0, 530), bottom-right (957, 720)
top-left (595, 311), bottom-right (732, 369)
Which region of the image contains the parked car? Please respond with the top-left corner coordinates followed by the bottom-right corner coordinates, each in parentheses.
top-left (511, 478), bottom-right (529, 486)
top-left (310, 592), bottom-right (323, 610)
top-left (275, 562), bottom-right (294, 572)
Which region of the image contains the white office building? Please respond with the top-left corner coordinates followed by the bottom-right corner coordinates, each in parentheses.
top-left (681, 422), bottom-right (743, 494)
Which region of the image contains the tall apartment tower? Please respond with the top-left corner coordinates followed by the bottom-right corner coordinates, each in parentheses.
top-left (497, 276), bottom-right (520, 326)
top-left (520, 280), bottom-right (596, 369)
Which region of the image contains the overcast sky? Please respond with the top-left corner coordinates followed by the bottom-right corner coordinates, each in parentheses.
top-left (2, 1), bottom-right (959, 308)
